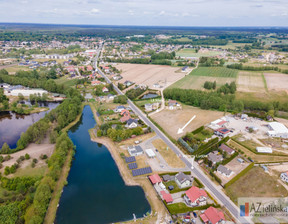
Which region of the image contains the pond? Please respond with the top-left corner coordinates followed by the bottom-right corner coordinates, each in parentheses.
top-left (0, 102), bottom-right (60, 149)
top-left (141, 93), bottom-right (159, 99)
top-left (55, 106), bottom-right (150, 224)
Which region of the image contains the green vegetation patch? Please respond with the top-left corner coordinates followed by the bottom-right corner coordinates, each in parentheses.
top-left (190, 67), bottom-right (238, 78)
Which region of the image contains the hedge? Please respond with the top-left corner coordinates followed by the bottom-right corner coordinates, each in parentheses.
top-left (166, 202), bottom-right (216, 215)
top-left (192, 126), bottom-right (204, 135)
top-left (210, 171), bottom-right (222, 184)
top-left (193, 137), bottom-right (219, 155)
top-left (159, 171), bottom-right (191, 176)
top-left (222, 152), bottom-right (239, 165)
top-left (178, 138), bottom-right (195, 153)
top-left (224, 162), bottom-right (254, 188)
top-left (194, 177), bottom-right (204, 188)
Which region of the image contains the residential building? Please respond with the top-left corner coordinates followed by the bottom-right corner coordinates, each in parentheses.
top-left (145, 103), bottom-right (153, 112)
top-left (219, 144), bottom-right (235, 155)
top-left (125, 119), bottom-right (138, 129)
top-left (217, 165), bottom-right (233, 177)
top-left (114, 105), bottom-right (126, 113)
top-left (160, 191), bottom-right (173, 204)
top-left (184, 186), bottom-right (207, 207)
top-left (208, 151), bottom-right (223, 165)
top-left (149, 174), bottom-right (162, 185)
top-left (102, 87), bottom-right (109, 93)
top-left (200, 206), bottom-right (225, 224)
top-left (168, 100), bottom-right (181, 110)
top-left (214, 128), bottom-right (230, 138)
top-left (175, 172), bottom-right (191, 189)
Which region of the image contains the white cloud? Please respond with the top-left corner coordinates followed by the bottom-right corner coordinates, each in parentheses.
top-left (91, 8), bottom-right (100, 14)
top-left (159, 10), bottom-right (165, 16)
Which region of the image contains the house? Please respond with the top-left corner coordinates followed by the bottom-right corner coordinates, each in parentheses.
top-left (120, 109), bottom-right (130, 116)
top-left (184, 186), bottom-right (207, 207)
top-left (175, 172), bottom-right (191, 189)
top-left (208, 151), bottom-right (223, 165)
top-left (168, 100), bottom-right (181, 110)
top-left (149, 174), bottom-right (162, 185)
top-left (102, 87), bottom-right (109, 93)
top-left (153, 83), bottom-right (160, 88)
top-left (160, 191), bottom-right (173, 204)
top-left (219, 144), bottom-right (235, 155)
top-left (217, 165), bottom-right (234, 177)
top-left (145, 103), bottom-right (153, 112)
top-left (114, 105), bottom-right (126, 113)
top-left (280, 172), bottom-right (288, 183)
top-left (267, 122), bottom-right (288, 138)
top-left (128, 145), bottom-right (144, 157)
top-left (120, 113), bottom-right (131, 123)
top-left (125, 119), bottom-right (138, 128)
top-left (162, 175), bottom-right (172, 182)
top-left (124, 80), bottom-right (133, 87)
top-left (214, 128), bottom-right (230, 138)
top-left (91, 80), bottom-right (101, 86)
top-left (200, 206), bottom-right (225, 224)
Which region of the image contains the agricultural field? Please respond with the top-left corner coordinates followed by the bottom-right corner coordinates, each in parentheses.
top-left (115, 63), bottom-right (184, 89)
top-left (236, 71), bottom-right (266, 92)
top-left (225, 167), bottom-right (288, 204)
top-left (169, 67), bottom-right (237, 90)
top-left (151, 105), bottom-right (224, 139)
top-left (264, 73), bottom-right (288, 92)
top-left (176, 48), bottom-right (223, 58)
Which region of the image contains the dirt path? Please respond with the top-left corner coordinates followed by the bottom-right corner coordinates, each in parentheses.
top-left (90, 135), bottom-right (170, 224)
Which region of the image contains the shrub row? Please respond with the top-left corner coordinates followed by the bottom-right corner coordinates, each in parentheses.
top-left (224, 163), bottom-right (254, 188)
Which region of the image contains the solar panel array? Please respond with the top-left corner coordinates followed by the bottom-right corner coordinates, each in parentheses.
top-left (132, 167), bottom-right (152, 176)
top-left (128, 163), bottom-right (138, 170)
top-left (125, 156), bottom-right (136, 163)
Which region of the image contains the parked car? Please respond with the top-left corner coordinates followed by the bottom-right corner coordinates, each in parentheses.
top-left (193, 212), bottom-right (197, 218)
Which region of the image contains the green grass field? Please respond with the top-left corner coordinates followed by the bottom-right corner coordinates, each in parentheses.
top-left (55, 76), bottom-right (78, 87)
top-left (169, 67), bottom-right (238, 90)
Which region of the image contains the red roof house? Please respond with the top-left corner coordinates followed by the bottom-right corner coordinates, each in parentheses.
top-left (120, 109), bottom-right (130, 116)
top-left (87, 65), bottom-right (93, 71)
top-left (148, 174), bottom-right (162, 185)
top-left (200, 206), bottom-right (225, 224)
top-left (160, 191), bottom-right (173, 204)
top-left (184, 186), bottom-right (207, 207)
top-left (102, 87), bottom-right (109, 93)
top-left (120, 114), bottom-right (131, 123)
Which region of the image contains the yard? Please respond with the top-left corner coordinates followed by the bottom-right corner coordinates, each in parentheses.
top-left (152, 139), bottom-right (185, 168)
top-left (225, 167), bottom-right (288, 204)
top-left (151, 105), bottom-right (224, 139)
top-left (114, 63), bottom-right (185, 89)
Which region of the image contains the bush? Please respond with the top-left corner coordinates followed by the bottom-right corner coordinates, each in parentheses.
top-left (39, 154), bottom-right (48, 160)
top-left (25, 153), bottom-right (30, 160)
top-left (32, 159), bottom-right (38, 164)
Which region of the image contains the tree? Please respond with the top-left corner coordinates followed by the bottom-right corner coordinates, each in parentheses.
top-left (18, 93), bottom-right (24, 101)
top-left (1, 143), bottom-right (10, 154)
top-left (25, 153), bottom-right (30, 160)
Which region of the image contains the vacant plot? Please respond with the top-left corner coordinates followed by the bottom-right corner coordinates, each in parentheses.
top-left (170, 75), bottom-right (236, 90)
top-left (264, 73), bottom-right (288, 92)
top-left (176, 48), bottom-right (223, 58)
top-left (152, 139), bottom-right (185, 168)
top-left (225, 167), bottom-right (288, 203)
top-left (236, 71), bottom-right (266, 92)
top-left (236, 90), bottom-right (288, 104)
top-left (55, 76), bottom-right (78, 87)
top-left (115, 63), bottom-right (184, 89)
top-left (151, 105), bottom-right (224, 139)
top-left (5, 66), bottom-right (31, 74)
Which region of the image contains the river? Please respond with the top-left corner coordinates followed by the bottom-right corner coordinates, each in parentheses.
top-left (0, 102), bottom-right (60, 149)
top-left (55, 105), bottom-right (151, 224)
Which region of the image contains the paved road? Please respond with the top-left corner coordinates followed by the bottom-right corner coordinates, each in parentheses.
top-left (94, 46), bottom-right (251, 224)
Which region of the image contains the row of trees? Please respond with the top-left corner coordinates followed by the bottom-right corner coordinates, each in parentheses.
top-left (199, 57), bottom-right (225, 67)
top-left (164, 88), bottom-right (288, 113)
top-left (204, 81), bottom-right (216, 90)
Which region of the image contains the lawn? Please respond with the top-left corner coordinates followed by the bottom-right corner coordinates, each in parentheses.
top-left (152, 139), bottom-right (186, 168)
top-left (13, 166), bottom-right (46, 177)
top-left (225, 167), bottom-right (288, 204)
top-left (5, 66), bottom-right (31, 73)
top-left (55, 76), bottom-right (78, 87)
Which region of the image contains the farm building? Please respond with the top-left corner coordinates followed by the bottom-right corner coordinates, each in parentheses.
top-left (145, 149), bottom-right (156, 158)
top-left (267, 122), bottom-right (288, 138)
top-left (5, 88), bottom-right (48, 97)
top-left (256, 147), bottom-right (273, 154)
top-left (128, 145), bottom-right (144, 157)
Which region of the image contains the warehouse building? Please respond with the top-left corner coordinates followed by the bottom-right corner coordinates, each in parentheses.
top-left (267, 122), bottom-right (288, 138)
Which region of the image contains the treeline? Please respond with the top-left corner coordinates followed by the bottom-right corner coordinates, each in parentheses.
top-left (226, 63), bottom-right (278, 71)
top-left (151, 51), bottom-right (175, 60)
top-left (199, 57), bottom-right (225, 67)
top-left (159, 38), bottom-right (228, 46)
top-left (164, 88), bottom-right (288, 113)
top-left (204, 81), bottom-right (216, 90)
top-left (126, 87), bottom-right (147, 100)
top-left (104, 57), bottom-right (172, 66)
top-left (217, 82), bottom-right (236, 94)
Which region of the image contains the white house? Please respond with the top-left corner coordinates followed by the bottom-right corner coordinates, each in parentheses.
top-left (267, 122), bottom-right (288, 138)
top-left (184, 186), bottom-right (207, 207)
top-left (217, 165), bottom-right (234, 177)
top-left (175, 172), bottom-right (191, 189)
top-left (125, 119), bottom-right (138, 129)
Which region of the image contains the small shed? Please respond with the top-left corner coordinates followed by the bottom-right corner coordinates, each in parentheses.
top-left (145, 149), bottom-right (156, 158)
top-left (162, 174), bottom-right (171, 182)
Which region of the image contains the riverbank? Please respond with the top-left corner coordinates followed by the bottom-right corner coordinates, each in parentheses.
top-left (89, 133), bottom-right (170, 224)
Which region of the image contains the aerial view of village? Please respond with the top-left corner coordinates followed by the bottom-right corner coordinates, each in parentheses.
top-left (0, 1), bottom-right (288, 224)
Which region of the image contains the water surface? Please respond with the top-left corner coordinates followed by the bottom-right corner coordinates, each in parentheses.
top-left (0, 102), bottom-right (60, 148)
top-left (141, 93), bottom-right (159, 99)
top-left (56, 106), bottom-right (150, 224)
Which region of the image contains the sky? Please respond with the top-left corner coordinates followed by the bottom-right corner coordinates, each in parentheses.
top-left (0, 0), bottom-right (288, 26)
